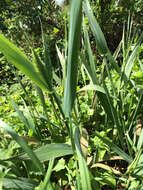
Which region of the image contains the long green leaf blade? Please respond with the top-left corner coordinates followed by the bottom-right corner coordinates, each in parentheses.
top-left (0, 177), bottom-right (37, 190)
top-left (95, 131), bottom-right (133, 163)
top-left (124, 32), bottom-right (143, 80)
top-left (41, 159), bottom-right (54, 190)
top-left (78, 84), bottom-right (106, 94)
top-left (83, 19), bottom-right (98, 84)
top-left (63, 0), bottom-right (82, 117)
top-left (74, 127), bottom-right (92, 190)
top-left (84, 0), bottom-right (120, 73)
top-left (10, 97), bottom-right (31, 132)
top-left (0, 34), bottom-right (48, 91)
top-left (124, 45), bottom-right (139, 79)
top-left (0, 120), bottom-right (44, 173)
top-left (32, 49), bottom-right (52, 91)
top-left (42, 30), bottom-right (53, 85)
top-left (15, 143), bottom-right (73, 162)
top-left (84, 0), bottom-right (108, 55)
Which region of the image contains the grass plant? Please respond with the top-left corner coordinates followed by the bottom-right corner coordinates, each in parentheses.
top-left (0, 0), bottom-right (143, 189)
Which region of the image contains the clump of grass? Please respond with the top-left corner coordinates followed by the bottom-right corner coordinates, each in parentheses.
top-left (0, 0), bottom-right (143, 189)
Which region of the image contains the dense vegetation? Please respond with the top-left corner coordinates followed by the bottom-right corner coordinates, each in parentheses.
top-left (0, 0), bottom-right (143, 189)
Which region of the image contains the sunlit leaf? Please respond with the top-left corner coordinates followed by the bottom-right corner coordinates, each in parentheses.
top-left (0, 34), bottom-right (48, 91)
top-left (63, 0), bottom-right (82, 117)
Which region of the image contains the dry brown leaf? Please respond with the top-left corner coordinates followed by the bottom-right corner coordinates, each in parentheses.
top-left (136, 119), bottom-right (142, 136)
top-left (80, 128), bottom-right (89, 159)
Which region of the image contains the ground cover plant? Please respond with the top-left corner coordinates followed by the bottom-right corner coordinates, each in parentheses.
top-left (0, 0), bottom-right (143, 189)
